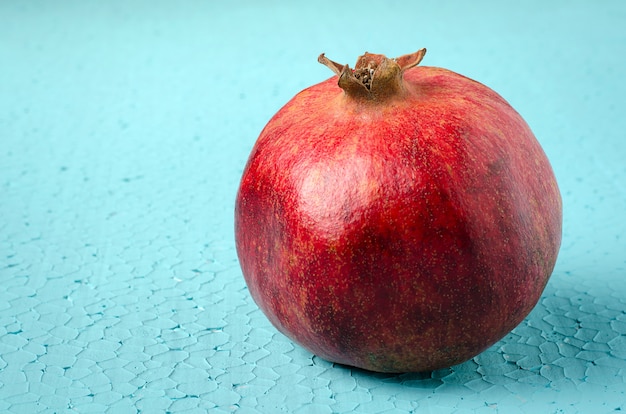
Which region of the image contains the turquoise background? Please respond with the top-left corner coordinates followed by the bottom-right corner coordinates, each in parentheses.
top-left (1, 1), bottom-right (625, 413)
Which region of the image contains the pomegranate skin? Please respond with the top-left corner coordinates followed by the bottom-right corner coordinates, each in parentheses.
top-left (235, 51), bottom-right (562, 373)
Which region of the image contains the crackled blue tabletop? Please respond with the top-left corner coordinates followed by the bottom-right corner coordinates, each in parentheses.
top-left (1, 1), bottom-right (625, 413)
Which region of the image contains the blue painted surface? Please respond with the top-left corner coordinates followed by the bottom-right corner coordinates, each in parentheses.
top-left (1, 1), bottom-right (625, 413)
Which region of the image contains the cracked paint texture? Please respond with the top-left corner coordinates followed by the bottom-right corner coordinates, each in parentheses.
top-left (1, 1), bottom-right (625, 413)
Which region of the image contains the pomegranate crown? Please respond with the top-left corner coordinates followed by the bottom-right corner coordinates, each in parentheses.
top-left (318, 48), bottom-right (426, 100)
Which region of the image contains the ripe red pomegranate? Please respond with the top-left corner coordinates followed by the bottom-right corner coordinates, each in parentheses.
top-left (235, 49), bottom-right (562, 373)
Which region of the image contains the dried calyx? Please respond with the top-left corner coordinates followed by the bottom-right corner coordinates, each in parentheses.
top-left (318, 48), bottom-right (426, 101)
top-left (354, 65), bottom-right (376, 90)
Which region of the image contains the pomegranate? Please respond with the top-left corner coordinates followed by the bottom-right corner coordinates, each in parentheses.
top-left (235, 49), bottom-right (562, 373)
